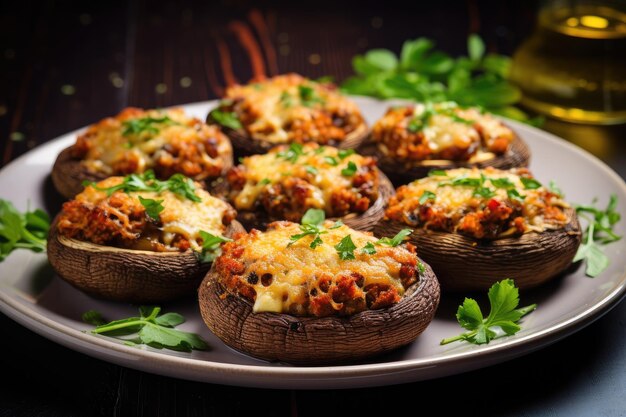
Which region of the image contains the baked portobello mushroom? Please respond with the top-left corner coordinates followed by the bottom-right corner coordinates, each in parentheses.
top-left (47, 172), bottom-right (243, 303)
top-left (374, 167), bottom-right (582, 291)
top-left (209, 142), bottom-right (393, 232)
top-left (198, 215), bottom-right (440, 365)
top-left (51, 107), bottom-right (233, 199)
top-left (359, 102), bottom-right (530, 186)
top-left (206, 73), bottom-right (368, 156)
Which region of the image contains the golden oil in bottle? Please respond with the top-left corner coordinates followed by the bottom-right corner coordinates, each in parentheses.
top-left (511, 2), bottom-right (626, 124)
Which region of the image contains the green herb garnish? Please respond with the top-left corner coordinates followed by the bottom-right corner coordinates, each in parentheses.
top-left (122, 115), bottom-right (178, 137)
top-left (490, 177), bottom-right (515, 189)
top-left (209, 108), bottom-right (242, 130)
top-left (341, 161), bottom-right (358, 177)
top-left (548, 180), bottom-right (563, 197)
top-left (0, 199), bottom-right (49, 262)
top-left (289, 208), bottom-right (328, 248)
top-left (377, 228), bottom-right (412, 247)
top-left (335, 234), bottom-right (357, 260)
top-left (258, 178), bottom-right (271, 186)
top-left (298, 85), bottom-right (324, 107)
top-left (88, 171), bottom-right (201, 202)
top-left (277, 143), bottom-right (305, 163)
top-left (337, 149), bottom-right (355, 160)
top-left (473, 186), bottom-right (496, 199)
top-left (574, 194), bottom-right (621, 277)
top-left (138, 196), bottom-right (164, 221)
top-left (419, 191), bottom-right (436, 204)
top-left (197, 230), bottom-right (232, 263)
top-left (507, 189), bottom-right (525, 202)
top-left (428, 169), bottom-right (448, 177)
top-left (324, 156), bottom-right (339, 166)
top-left (361, 242), bottom-right (377, 255)
top-left (305, 165), bottom-right (318, 175)
top-left (279, 91), bottom-right (293, 108)
top-left (340, 34), bottom-right (537, 124)
top-left (440, 279), bottom-right (537, 345)
top-left (83, 306), bottom-right (208, 352)
top-left (520, 177), bottom-right (542, 190)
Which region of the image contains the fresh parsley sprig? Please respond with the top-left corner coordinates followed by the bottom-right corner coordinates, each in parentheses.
top-left (441, 279), bottom-right (537, 345)
top-left (86, 171), bottom-right (201, 203)
top-left (574, 194), bottom-right (621, 277)
top-left (122, 115), bottom-right (179, 137)
top-left (288, 208), bottom-right (341, 249)
top-left (209, 108), bottom-right (243, 130)
top-left (197, 230), bottom-right (232, 263)
top-left (82, 306), bottom-right (208, 352)
top-left (0, 199), bottom-right (49, 262)
top-left (341, 34), bottom-right (539, 124)
top-left (138, 196), bottom-right (164, 221)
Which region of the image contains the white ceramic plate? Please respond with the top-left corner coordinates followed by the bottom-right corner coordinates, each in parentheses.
top-left (0, 98), bottom-right (625, 389)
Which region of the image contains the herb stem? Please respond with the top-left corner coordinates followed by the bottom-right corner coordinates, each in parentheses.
top-left (440, 332), bottom-right (474, 345)
top-left (91, 319), bottom-right (143, 334)
top-left (516, 304), bottom-right (537, 317)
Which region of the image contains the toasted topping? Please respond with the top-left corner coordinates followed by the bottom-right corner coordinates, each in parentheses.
top-left (72, 107), bottom-right (231, 179)
top-left (226, 143), bottom-right (379, 221)
top-left (57, 175), bottom-right (235, 252)
top-left (213, 73), bottom-right (365, 144)
top-left (385, 167), bottom-right (570, 239)
top-left (214, 221), bottom-right (421, 316)
top-left (372, 102), bottom-right (514, 162)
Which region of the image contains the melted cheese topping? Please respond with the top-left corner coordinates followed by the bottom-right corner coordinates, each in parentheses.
top-left (237, 222), bottom-right (411, 313)
top-left (387, 167), bottom-right (570, 235)
top-left (76, 176), bottom-right (230, 251)
top-left (372, 102), bottom-right (514, 161)
top-left (234, 143), bottom-right (374, 212)
top-left (78, 107), bottom-right (230, 176)
top-left (224, 73), bottom-right (364, 143)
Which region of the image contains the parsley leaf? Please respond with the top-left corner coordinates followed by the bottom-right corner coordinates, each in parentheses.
top-left (85, 306), bottom-right (209, 352)
top-left (305, 165), bottom-right (318, 175)
top-left (520, 177), bottom-right (542, 190)
top-left (428, 169), bottom-right (448, 177)
top-left (419, 190), bottom-right (436, 204)
top-left (88, 171), bottom-right (201, 203)
top-left (338, 149), bottom-right (355, 160)
top-left (507, 188), bottom-right (525, 202)
top-left (574, 194), bottom-right (621, 277)
top-left (335, 234), bottom-right (357, 260)
top-left (340, 35), bottom-right (536, 124)
top-left (301, 208), bottom-right (325, 226)
top-left (490, 177), bottom-right (515, 189)
top-left (209, 109), bottom-right (242, 130)
top-left (298, 85), bottom-right (324, 107)
top-left (440, 279), bottom-right (537, 345)
top-left (259, 178), bottom-right (271, 185)
top-left (324, 156), bottom-right (339, 166)
top-left (0, 199), bottom-right (49, 262)
top-left (277, 143), bottom-right (305, 163)
top-left (197, 230), bottom-right (232, 263)
top-left (473, 186), bottom-right (496, 199)
top-left (138, 196), bottom-right (164, 221)
top-left (289, 208), bottom-right (329, 249)
top-left (361, 242), bottom-right (377, 255)
top-left (377, 228), bottom-right (412, 247)
top-left (122, 115), bottom-right (178, 137)
top-left (341, 161), bottom-right (358, 177)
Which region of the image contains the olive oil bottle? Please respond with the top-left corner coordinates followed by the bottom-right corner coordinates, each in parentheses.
top-left (511, 2), bottom-right (626, 124)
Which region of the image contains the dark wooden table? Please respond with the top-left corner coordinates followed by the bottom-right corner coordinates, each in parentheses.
top-left (1, 1), bottom-right (625, 416)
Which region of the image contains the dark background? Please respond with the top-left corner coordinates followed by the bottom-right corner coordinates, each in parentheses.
top-left (1, 1), bottom-right (625, 416)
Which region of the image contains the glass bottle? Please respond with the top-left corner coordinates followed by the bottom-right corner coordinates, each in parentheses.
top-left (510, 0), bottom-right (626, 124)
